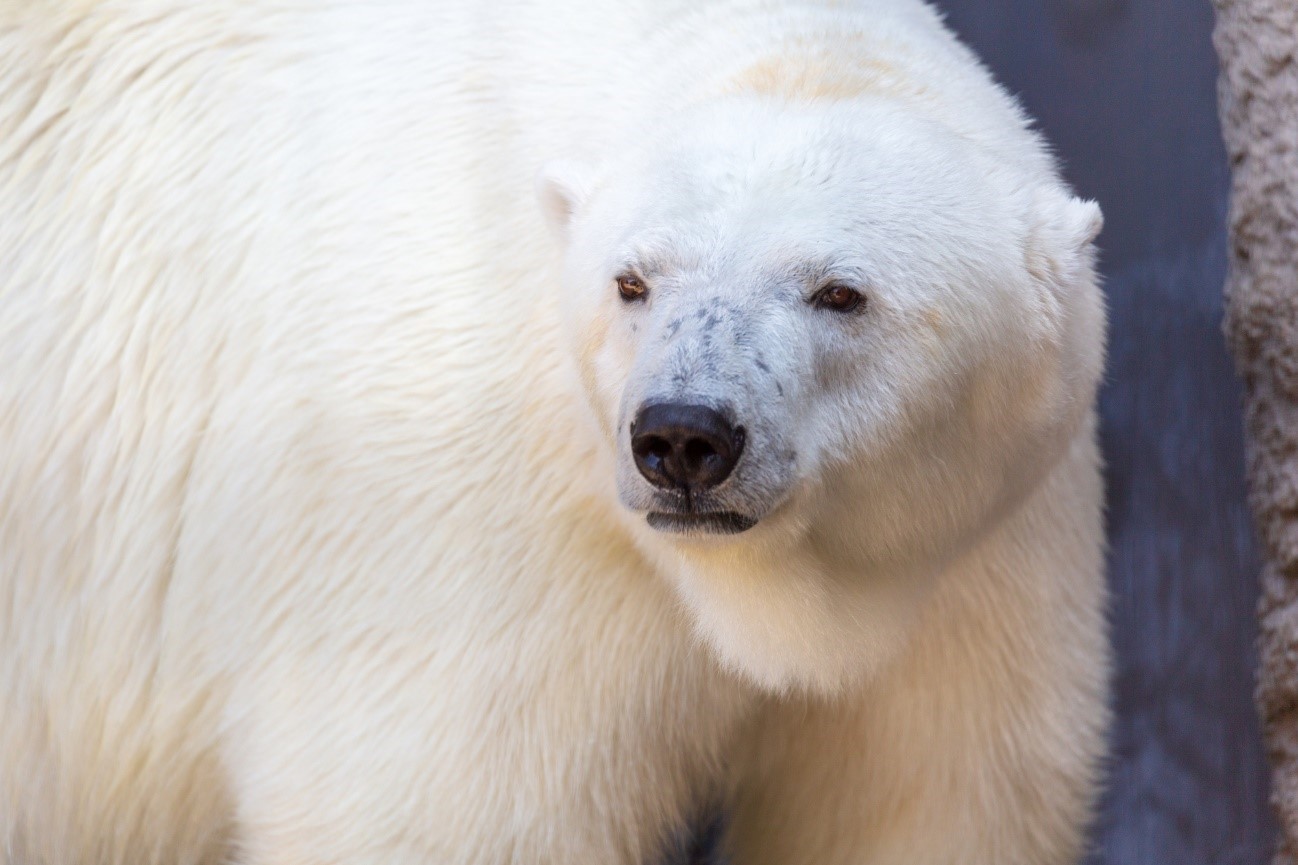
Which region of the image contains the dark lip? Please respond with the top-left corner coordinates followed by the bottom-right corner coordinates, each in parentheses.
top-left (646, 510), bottom-right (757, 535)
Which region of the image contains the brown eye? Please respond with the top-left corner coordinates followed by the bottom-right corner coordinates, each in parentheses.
top-left (616, 274), bottom-right (647, 302)
top-left (815, 283), bottom-right (864, 313)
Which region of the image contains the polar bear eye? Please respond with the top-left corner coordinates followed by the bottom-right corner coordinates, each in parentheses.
top-left (616, 274), bottom-right (647, 302)
top-left (814, 283), bottom-right (865, 313)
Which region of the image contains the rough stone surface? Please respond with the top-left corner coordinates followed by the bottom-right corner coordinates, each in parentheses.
top-left (1213, 1), bottom-right (1298, 861)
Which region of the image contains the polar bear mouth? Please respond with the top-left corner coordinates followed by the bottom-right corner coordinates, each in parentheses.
top-left (646, 511), bottom-right (757, 535)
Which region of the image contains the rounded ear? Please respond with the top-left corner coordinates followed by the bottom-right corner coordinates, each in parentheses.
top-left (1020, 189), bottom-right (1103, 343)
top-left (535, 159), bottom-right (594, 242)
top-left (1025, 188), bottom-right (1104, 286)
top-left (1060, 195), bottom-right (1104, 249)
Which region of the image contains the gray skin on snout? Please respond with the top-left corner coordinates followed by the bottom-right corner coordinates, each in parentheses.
top-left (614, 282), bottom-right (803, 535)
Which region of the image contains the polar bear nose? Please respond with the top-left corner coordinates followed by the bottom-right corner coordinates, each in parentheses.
top-left (630, 402), bottom-right (744, 491)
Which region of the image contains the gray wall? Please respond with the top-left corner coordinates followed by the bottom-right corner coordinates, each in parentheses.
top-left (932, 1), bottom-right (1273, 862)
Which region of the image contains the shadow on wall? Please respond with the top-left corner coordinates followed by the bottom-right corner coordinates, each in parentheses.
top-left (934, 1), bottom-right (1272, 863)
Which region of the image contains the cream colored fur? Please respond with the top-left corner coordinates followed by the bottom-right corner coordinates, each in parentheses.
top-left (0, 1), bottom-right (1109, 863)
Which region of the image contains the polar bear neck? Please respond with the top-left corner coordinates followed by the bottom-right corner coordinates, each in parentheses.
top-left (630, 416), bottom-right (1103, 697)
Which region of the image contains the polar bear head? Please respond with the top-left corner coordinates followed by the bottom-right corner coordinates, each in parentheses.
top-left (539, 98), bottom-right (1103, 692)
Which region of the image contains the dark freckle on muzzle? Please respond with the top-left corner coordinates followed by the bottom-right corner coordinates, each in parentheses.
top-left (629, 402), bottom-right (745, 492)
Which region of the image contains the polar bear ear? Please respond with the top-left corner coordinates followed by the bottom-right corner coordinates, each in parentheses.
top-left (1025, 188), bottom-right (1104, 286)
top-left (535, 159), bottom-right (594, 242)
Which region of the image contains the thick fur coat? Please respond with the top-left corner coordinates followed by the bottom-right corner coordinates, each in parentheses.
top-left (0, 1), bottom-right (1109, 863)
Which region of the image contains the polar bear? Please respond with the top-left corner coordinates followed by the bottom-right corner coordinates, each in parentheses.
top-left (0, 1), bottom-right (1107, 864)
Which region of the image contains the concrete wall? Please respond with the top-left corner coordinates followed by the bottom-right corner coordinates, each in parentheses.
top-left (1213, 1), bottom-right (1298, 862)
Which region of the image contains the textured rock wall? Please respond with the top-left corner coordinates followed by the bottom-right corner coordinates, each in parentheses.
top-left (1213, 3), bottom-right (1298, 861)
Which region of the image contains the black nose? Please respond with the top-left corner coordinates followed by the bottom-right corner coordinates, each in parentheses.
top-left (630, 402), bottom-right (744, 491)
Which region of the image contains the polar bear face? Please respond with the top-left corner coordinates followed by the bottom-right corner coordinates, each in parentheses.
top-left (540, 98), bottom-right (1103, 690)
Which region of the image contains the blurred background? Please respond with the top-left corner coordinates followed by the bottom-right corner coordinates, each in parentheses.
top-left (932, 1), bottom-right (1273, 862)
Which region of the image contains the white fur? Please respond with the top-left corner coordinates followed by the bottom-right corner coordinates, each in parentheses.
top-left (0, 2), bottom-right (1108, 863)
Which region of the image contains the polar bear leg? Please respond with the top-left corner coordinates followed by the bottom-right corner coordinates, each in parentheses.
top-left (723, 685), bottom-right (1102, 865)
top-left (723, 434), bottom-right (1109, 865)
